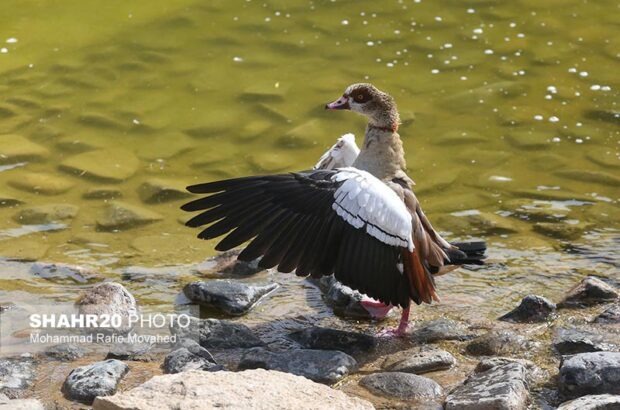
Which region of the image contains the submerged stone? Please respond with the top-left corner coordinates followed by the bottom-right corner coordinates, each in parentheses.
top-left (555, 170), bottom-right (620, 187)
top-left (506, 130), bottom-right (551, 150)
top-left (360, 372), bottom-right (443, 400)
top-left (182, 280), bottom-right (279, 316)
top-left (45, 344), bottom-right (87, 361)
top-left (9, 172), bottom-right (74, 195)
top-left (411, 319), bottom-right (475, 343)
top-left (0, 134), bottom-right (49, 164)
top-left (559, 277), bottom-right (619, 308)
top-left (193, 249), bottom-right (265, 277)
top-left (83, 186), bottom-right (123, 199)
top-left (553, 327), bottom-right (618, 355)
top-left (466, 330), bottom-right (536, 356)
top-left (163, 340), bottom-right (222, 374)
top-left (559, 352), bottom-right (620, 398)
top-left (288, 327), bottom-right (376, 356)
top-left (138, 178), bottom-right (191, 203)
top-left (96, 201), bottom-right (163, 230)
top-left (533, 222), bottom-right (588, 241)
top-left (0, 193), bottom-right (22, 208)
top-left (29, 262), bottom-right (96, 283)
top-left (170, 317), bottom-right (264, 349)
top-left (106, 342), bottom-right (154, 362)
top-left (62, 359), bottom-right (128, 404)
top-left (13, 204), bottom-right (78, 225)
top-left (61, 149), bottom-right (140, 182)
top-left (499, 295), bottom-right (557, 323)
top-left (382, 347), bottom-right (456, 374)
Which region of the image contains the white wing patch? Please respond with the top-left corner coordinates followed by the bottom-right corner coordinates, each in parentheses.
top-left (331, 167), bottom-right (413, 251)
top-left (314, 133), bottom-right (360, 170)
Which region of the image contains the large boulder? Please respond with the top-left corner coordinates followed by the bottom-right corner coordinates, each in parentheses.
top-left (163, 340), bottom-right (222, 374)
top-left (92, 369), bottom-right (374, 409)
top-left (559, 352), bottom-right (620, 398)
top-left (170, 317), bottom-right (264, 349)
top-left (182, 280), bottom-right (278, 316)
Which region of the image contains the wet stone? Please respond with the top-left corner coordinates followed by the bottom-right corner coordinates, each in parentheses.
top-left (533, 222), bottom-right (588, 241)
top-left (30, 262), bottom-right (96, 283)
top-left (56, 135), bottom-right (108, 154)
top-left (506, 130), bottom-right (551, 150)
top-left (76, 282), bottom-right (138, 334)
top-left (248, 152), bottom-right (295, 173)
top-left (44, 344), bottom-right (86, 361)
top-left (170, 317), bottom-right (264, 349)
top-left (182, 280), bottom-right (279, 316)
top-left (106, 342), bottom-right (154, 362)
top-left (62, 359), bottom-right (129, 404)
top-left (241, 83), bottom-right (288, 101)
top-left (310, 276), bottom-right (371, 319)
top-left (288, 327), bottom-right (376, 356)
top-left (194, 249), bottom-right (265, 277)
top-left (466, 330), bottom-right (536, 356)
top-left (0, 134), bottom-right (49, 164)
top-left (0, 239), bottom-right (49, 261)
top-left (13, 204), bottom-right (79, 225)
top-left (382, 347), bottom-right (456, 374)
top-left (0, 194), bottom-right (22, 208)
top-left (9, 172), bottom-right (74, 195)
top-left (278, 120), bottom-right (322, 149)
top-left (555, 170), bottom-right (620, 187)
top-left (475, 357), bottom-right (544, 384)
top-left (595, 304), bottom-right (620, 324)
top-left (553, 327), bottom-right (618, 355)
top-left (138, 178), bottom-right (191, 203)
top-left (559, 352), bottom-right (620, 398)
top-left (83, 186), bottom-right (123, 200)
top-left (411, 319), bottom-right (475, 343)
top-left (0, 356), bottom-right (36, 399)
top-left (557, 394), bottom-right (620, 410)
top-left (77, 113), bottom-right (125, 130)
top-left (559, 276), bottom-right (619, 308)
top-left (499, 295), bottom-right (557, 323)
top-left (445, 363), bottom-right (529, 410)
top-left (60, 148), bottom-right (140, 182)
top-left (586, 148), bottom-right (620, 169)
top-left (0, 396), bottom-right (45, 409)
top-left (96, 201), bottom-right (163, 230)
top-left (583, 109), bottom-right (620, 126)
top-left (238, 348), bottom-right (357, 384)
top-left (163, 339), bottom-right (223, 374)
top-left (360, 372), bottom-right (443, 400)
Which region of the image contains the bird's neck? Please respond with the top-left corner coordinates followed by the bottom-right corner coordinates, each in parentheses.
top-left (352, 123), bottom-right (407, 181)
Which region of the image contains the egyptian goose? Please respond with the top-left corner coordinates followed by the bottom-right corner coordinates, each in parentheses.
top-left (182, 83), bottom-right (486, 336)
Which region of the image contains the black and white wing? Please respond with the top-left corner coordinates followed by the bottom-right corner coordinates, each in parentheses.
top-left (181, 167), bottom-right (415, 307)
top-left (313, 133), bottom-right (360, 170)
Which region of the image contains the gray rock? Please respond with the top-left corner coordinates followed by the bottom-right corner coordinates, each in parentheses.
top-left (76, 282), bottom-right (138, 334)
top-left (96, 201), bottom-right (163, 230)
top-left (0, 356), bottom-right (36, 399)
top-left (382, 347), bottom-right (456, 374)
top-left (499, 295), bottom-right (556, 323)
top-left (0, 395), bottom-right (45, 410)
top-left (559, 352), bottom-right (620, 398)
top-left (163, 340), bottom-right (222, 374)
top-left (62, 359), bottom-right (129, 404)
top-left (45, 344), bottom-right (86, 361)
top-left (557, 394), bottom-right (620, 410)
top-left (182, 280), bottom-right (278, 316)
top-left (554, 327), bottom-right (618, 355)
top-left (445, 363), bottom-right (529, 410)
top-left (360, 372), bottom-right (443, 400)
top-left (475, 357), bottom-right (545, 385)
top-left (29, 262), bottom-right (96, 283)
top-left (311, 276), bottom-right (371, 319)
top-left (288, 327), bottom-right (375, 356)
top-left (559, 277), bottom-right (619, 308)
top-left (238, 348), bottom-right (357, 384)
top-left (13, 204), bottom-right (79, 225)
top-left (411, 319), bottom-right (475, 343)
top-left (171, 317), bottom-right (264, 349)
top-left (193, 249), bottom-right (264, 277)
top-left (466, 330), bottom-right (536, 356)
top-left (595, 304), bottom-right (620, 324)
top-left (106, 342), bottom-right (154, 362)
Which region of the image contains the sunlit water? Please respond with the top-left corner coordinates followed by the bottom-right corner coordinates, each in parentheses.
top-left (0, 0), bottom-right (618, 361)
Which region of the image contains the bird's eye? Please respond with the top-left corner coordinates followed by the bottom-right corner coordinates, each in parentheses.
top-left (355, 93), bottom-right (367, 102)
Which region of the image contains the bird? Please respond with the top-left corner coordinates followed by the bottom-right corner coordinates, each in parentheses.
top-left (181, 83), bottom-right (486, 336)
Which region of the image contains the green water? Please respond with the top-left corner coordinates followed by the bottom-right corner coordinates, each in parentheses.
top-left (0, 0), bottom-right (618, 315)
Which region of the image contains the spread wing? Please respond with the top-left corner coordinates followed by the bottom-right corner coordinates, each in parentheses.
top-left (313, 133), bottom-right (360, 170)
top-left (181, 167), bottom-right (416, 307)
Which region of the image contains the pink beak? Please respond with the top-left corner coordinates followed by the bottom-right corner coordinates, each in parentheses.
top-left (325, 95), bottom-right (350, 110)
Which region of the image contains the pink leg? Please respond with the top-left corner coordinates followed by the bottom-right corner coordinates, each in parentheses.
top-left (360, 296), bottom-right (393, 319)
top-left (377, 306), bottom-right (410, 338)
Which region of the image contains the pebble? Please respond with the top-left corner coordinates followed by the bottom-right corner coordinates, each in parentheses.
top-left (13, 204), bottom-right (78, 225)
top-left (9, 172), bottom-right (74, 195)
top-left (411, 319), bottom-right (475, 343)
top-left (0, 356), bottom-right (36, 399)
top-left (445, 363), bottom-right (529, 410)
top-left (238, 348), bottom-right (357, 384)
top-left (106, 342), bottom-right (154, 362)
top-left (0, 194), bottom-right (22, 208)
top-left (499, 295), bottom-right (556, 323)
top-left (62, 359), bottom-right (129, 404)
top-left (137, 178), bottom-right (191, 203)
top-left (182, 280), bottom-right (279, 316)
top-left (163, 339), bottom-right (222, 373)
top-left (60, 148), bottom-right (139, 182)
top-left (44, 343), bottom-right (86, 361)
top-left (29, 262), bottom-right (96, 283)
top-left (288, 327), bottom-right (376, 356)
top-left (559, 276), bottom-right (619, 308)
top-left (83, 186), bottom-right (123, 199)
top-left (96, 201), bottom-right (163, 230)
top-left (559, 352), bottom-right (620, 398)
top-left (170, 317), bottom-right (264, 349)
top-left (360, 372), bottom-right (443, 400)
top-left (0, 134), bottom-right (48, 164)
top-left (381, 347), bottom-right (456, 374)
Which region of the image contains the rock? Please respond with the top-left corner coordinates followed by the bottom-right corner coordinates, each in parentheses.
top-left (60, 148), bottom-right (139, 182)
top-left (44, 344), bottom-right (86, 361)
top-left (182, 280), bottom-right (279, 316)
top-left (555, 170), bottom-right (620, 187)
top-left (559, 352), bottom-right (620, 398)
top-left (360, 372), bottom-right (443, 400)
top-left (554, 327), bottom-right (618, 355)
top-left (29, 262), bottom-right (96, 283)
top-left (595, 304), bottom-right (620, 324)
top-left (288, 327), bottom-right (376, 356)
top-left (533, 222), bottom-right (588, 241)
top-left (96, 201), bottom-right (163, 230)
top-left (238, 348), bottom-right (357, 384)
top-left (499, 295), bottom-right (557, 323)
top-left (13, 204), bottom-right (79, 225)
top-left (382, 347), bottom-right (456, 374)
top-left (0, 396), bottom-right (44, 410)
top-left (106, 342), bottom-right (154, 362)
top-left (137, 178), bottom-right (191, 203)
top-left (0, 193), bottom-right (22, 207)
top-left (445, 363), bottom-right (529, 410)
top-left (559, 277), bottom-right (619, 308)
top-left (0, 356), bottom-right (36, 398)
top-left (193, 249), bottom-right (265, 277)
top-left (311, 276), bottom-right (371, 319)
top-left (170, 317), bottom-right (264, 349)
top-left (0, 239), bottom-right (48, 261)
top-left (506, 130), bottom-right (550, 150)
top-left (9, 172), bottom-right (74, 195)
top-left (466, 330), bottom-right (536, 356)
top-left (0, 134), bottom-right (49, 164)
top-left (557, 394), bottom-right (620, 410)
top-left (163, 340), bottom-right (222, 373)
top-left (92, 369), bottom-right (374, 409)
top-left (62, 359), bottom-right (129, 404)
top-left (76, 282), bottom-right (138, 334)
top-left (475, 357), bottom-right (544, 384)
top-left (278, 120), bottom-right (322, 149)
top-left (83, 186), bottom-right (123, 199)
top-left (248, 152), bottom-right (295, 173)
top-left (411, 319), bottom-right (475, 343)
